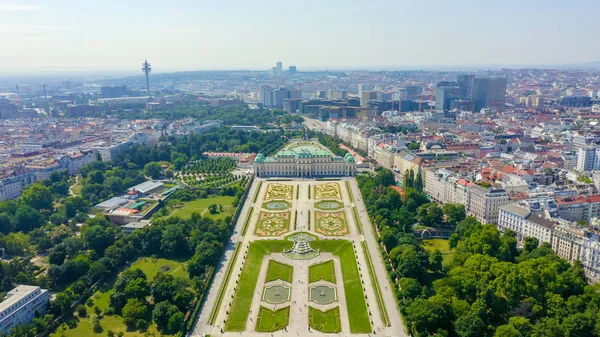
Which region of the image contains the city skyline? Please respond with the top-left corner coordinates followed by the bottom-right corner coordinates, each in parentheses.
top-left (1, 0), bottom-right (599, 74)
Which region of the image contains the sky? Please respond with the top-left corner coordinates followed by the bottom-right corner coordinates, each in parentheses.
top-left (0, 0), bottom-right (599, 74)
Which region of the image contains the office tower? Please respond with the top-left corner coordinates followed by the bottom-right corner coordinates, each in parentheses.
top-left (405, 85), bottom-right (422, 99)
top-left (259, 85), bottom-right (274, 107)
top-left (457, 74), bottom-right (474, 99)
top-left (435, 82), bottom-right (461, 112)
top-left (357, 84), bottom-right (372, 98)
top-left (288, 66), bottom-right (297, 74)
top-left (100, 85), bottom-right (127, 98)
top-left (472, 77), bottom-right (507, 111)
top-left (276, 61), bottom-right (282, 73)
top-left (361, 91), bottom-right (377, 106)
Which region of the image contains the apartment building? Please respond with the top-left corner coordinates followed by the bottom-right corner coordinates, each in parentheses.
top-left (0, 172), bottom-right (36, 202)
top-left (0, 285), bottom-right (48, 335)
top-left (555, 195), bottom-right (600, 223)
top-left (424, 167), bottom-right (509, 224)
top-left (468, 186), bottom-right (510, 224)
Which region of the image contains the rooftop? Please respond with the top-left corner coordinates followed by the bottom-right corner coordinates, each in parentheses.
top-left (0, 285), bottom-right (45, 313)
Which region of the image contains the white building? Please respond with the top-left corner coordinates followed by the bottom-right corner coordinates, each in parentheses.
top-left (68, 151), bottom-right (96, 175)
top-left (92, 142), bottom-right (131, 162)
top-left (0, 285), bottom-right (48, 335)
top-left (0, 172), bottom-right (36, 202)
top-left (577, 146), bottom-right (600, 172)
top-left (254, 143), bottom-right (355, 178)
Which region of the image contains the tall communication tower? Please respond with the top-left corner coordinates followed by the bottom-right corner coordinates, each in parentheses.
top-left (141, 59), bottom-right (151, 96)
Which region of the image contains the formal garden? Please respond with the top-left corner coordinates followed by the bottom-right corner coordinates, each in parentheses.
top-left (224, 237), bottom-right (370, 333)
top-left (264, 183), bottom-right (294, 200)
top-left (255, 211), bottom-right (291, 236)
top-left (314, 182), bottom-right (342, 200)
top-left (315, 211), bottom-right (349, 236)
top-left (255, 306), bottom-right (290, 332)
top-left (308, 306), bottom-right (342, 333)
top-left (309, 260), bottom-right (336, 284)
top-left (265, 259), bottom-right (293, 283)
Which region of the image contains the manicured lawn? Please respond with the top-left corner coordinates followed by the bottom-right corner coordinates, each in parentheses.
top-left (128, 257), bottom-right (188, 281)
top-left (225, 237), bottom-right (370, 333)
top-left (309, 306), bottom-right (342, 333)
top-left (70, 183), bottom-right (82, 196)
top-left (309, 260), bottom-right (336, 284)
top-left (50, 257), bottom-right (187, 337)
top-left (225, 240), bottom-right (292, 332)
top-left (255, 306), bottom-right (289, 332)
top-left (265, 260), bottom-right (293, 283)
top-left (165, 195), bottom-right (236, 220)
top-left (422, 239), bottom-right (454, 265)
top-left (311, 240), bottom-right (371, 333)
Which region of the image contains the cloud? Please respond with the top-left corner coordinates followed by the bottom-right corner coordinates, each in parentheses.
top-left (0, 24), bottom-right (70, 36)
top-left (0, 3), bottom-right (46, 11)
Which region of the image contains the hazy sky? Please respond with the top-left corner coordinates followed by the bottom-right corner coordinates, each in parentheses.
top-left (0, 0), bottom-right (598, 74)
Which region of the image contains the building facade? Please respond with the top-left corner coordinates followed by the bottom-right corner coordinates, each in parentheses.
top-left (254, 143), bottom-right (355, 177)
top-left (0, 285), bottom-right (48, 335)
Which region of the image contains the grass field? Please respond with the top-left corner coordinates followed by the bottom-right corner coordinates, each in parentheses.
top-left (255, 306), bottom-right (290, 332)
top-left (422, 239), bottom-right (454, 265)
top-left (309, 306), bottom-right (342, 333)
top-left (225, 238), bottom-right (370, 333)
top-left (129, 257), bottom-right (187, 281)
top-left (265, 260), bottom-right (293, 283)
top-left (309, 260), bottom-right (336, 284)
top-left (51, 258), bottom-right (187, 337)
top-left (165, 195), bottom-right (236, 220)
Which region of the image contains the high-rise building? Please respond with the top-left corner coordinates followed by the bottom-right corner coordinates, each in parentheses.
top-left (577, 146), bottom-right (600, 172)
top-left (276, 61), bottom-right (282, 73)
top-left (259, 85), bottom-right (274, 107)
top-left (405, 85), bottom-right (423, 99)
top-left (472, 77), bottom-right (507, 111)
top-left (435, 82), bottom-right (461, 112)
top-left (456, 74), bottom-right (474, 99)
top-left (361, 91), bottom-right (377, 106)
top-left (288, 66), bottom-right (297, 74)
top-left (100, 85), bottom-right (127, 98)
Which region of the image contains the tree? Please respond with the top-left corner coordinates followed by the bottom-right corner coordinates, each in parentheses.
top-left (152, 301), bottom-right (179, 331)
top-left (144, 162), bottom-right (162, 179)
top-left (208, 204), bottom-right (218, 214)
top-left (415, 171), bottom-right (423, 192)
top-left (4, 232), bottom-right (30, 256)
top-left (454, 311), bottom-right (486, 337)
top-left (103, 176), bottom-right (124, 195)
top-left (82, 225), bottom-right (113, 254)
top-left (448, 233), bottom-right (459, 250)
top-left (124, 278), bottom-right (150, 300)
top-left (443, 204), bottom-right (466, 227)
top-left (14, 206), bottom-right (42, 232)
top-left (21, 183), bottom-right (53, 210)
top-left (122, 298), bottom-right (148, 328)
top-left (76, 304), bottom-right (87, 317)
top-left (0, 213), bottom-right (13, 234)
top-left (429, 249), bottom-right (443, 274)
top-left (417, 203), bottom-right (443, 227)
top-left (398, 277), bottom-right (422, 302)
top-left (167, 311), bottom-right (185, 334)
top-left (523, 237), bottom-right (539, 253)
top-left (160, 225), bottom-right (187, 257)
top-left (90, 314), bottom-right (101, 332)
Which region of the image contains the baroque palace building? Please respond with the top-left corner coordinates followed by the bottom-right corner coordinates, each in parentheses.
top-left (254, 143), bottom-right (356, 177)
